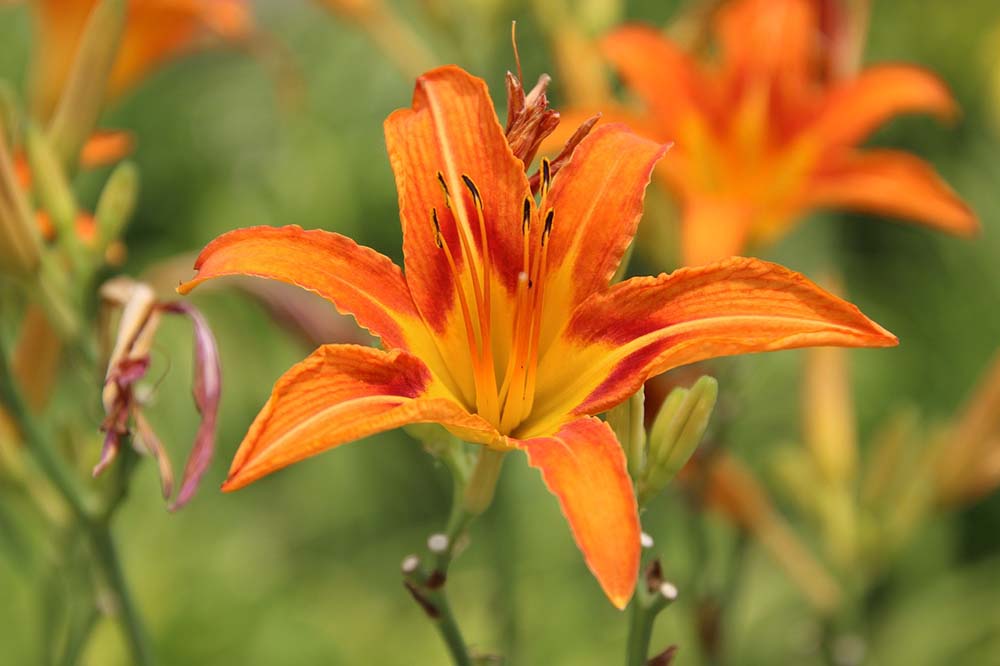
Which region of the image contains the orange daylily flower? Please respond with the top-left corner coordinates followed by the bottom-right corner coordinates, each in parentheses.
top-left (32, 0), bottom-right (253, 116)
top-left (179, 65), bottom-right (897, 608)
top-left (570, 0), bottom-right (977, 265)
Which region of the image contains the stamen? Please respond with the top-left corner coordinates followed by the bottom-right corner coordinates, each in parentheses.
top-left (432, 207), bottom-right (495, 417)
top-left (436, 171), bottom-right (451, 208)
top-left (521, 196), bottom-right (531, 235)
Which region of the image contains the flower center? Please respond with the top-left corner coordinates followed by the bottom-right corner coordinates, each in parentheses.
top-left (430, 160), bottom-right (554, 434)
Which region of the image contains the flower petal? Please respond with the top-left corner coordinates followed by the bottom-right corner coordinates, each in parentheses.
top-left (601, 25), bottom-right (705, 137)
top-left (223, 344), bottom-right (496, 491)
top-left (679, 197), bottom-right (754, 267)
top-left (806, 149), bottom-right (978, 235)
top-left (384, 65), bottom-right (532, 318)
top-left (540, 124), bottom-right (669, 347)
top-left (512, 417), bottom-right (639, 609)
top-left (384, 65), bottom-right (533, 404)
top-left (161, 301), bottom-right (222, 511)
top-left (716, 0), bottom-right (816, 90)
top-left (523, 257), bottom-right (896, 435)
top-left (809, 65), bottom-right (958, 147)
top-left (177, 225), bottom-right (430, 353)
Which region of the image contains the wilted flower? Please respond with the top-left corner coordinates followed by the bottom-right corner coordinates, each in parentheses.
top-left (180, 65), bottom-right (896, 607)
top-left (98, 277), bottom-right (221, 510)
top-left (559, 0), bottom-right (978, 265)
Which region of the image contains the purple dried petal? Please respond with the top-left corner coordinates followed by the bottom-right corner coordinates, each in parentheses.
top-left (162, 301), bottom-right (221, 511)
top-left (93, 428), bottom-right (121, 477)
top-left (113, 355), bottom-right (151, 386)
top-left (133, 410), bottom-right (175, 500)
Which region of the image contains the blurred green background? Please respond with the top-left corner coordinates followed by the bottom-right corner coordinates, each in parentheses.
top-left (1, 0), bottom-right (999, 664)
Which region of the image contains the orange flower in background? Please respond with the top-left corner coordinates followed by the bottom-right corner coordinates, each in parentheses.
top-left (32, 0), bottom-right (253, 116)
top-left (578, 0), bottom-right (977, 265)
top-left (179, 65), bottom-right (897, 608)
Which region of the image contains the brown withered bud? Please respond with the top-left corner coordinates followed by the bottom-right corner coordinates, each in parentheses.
top-left (504, 23), bottom-right (601, 192)
top-left (96, 277), bottom-right (222, 511)
top-left (504, 71), bottom-right (560, 168)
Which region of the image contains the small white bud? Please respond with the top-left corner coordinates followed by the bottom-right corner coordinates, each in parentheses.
top-left (640, 532), bottom-right (654, 549)
top-left (659, 581), bottom-right (678, 601)
top-left (401, 555), bottom-right (420, 573)
top-left (427, 533), bottom-right (449, 554)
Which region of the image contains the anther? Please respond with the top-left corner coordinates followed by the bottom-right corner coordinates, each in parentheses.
top-left (436, 171), bottom-right (452, 208)
top-left (541, 209), bottom-right (554, 245)
top-left (431, 208), bottom-right (443, 248)
top-left (521, 197), bottom-right (531, 234)
top-left (461, 174), bottom-right (482, 208)
top-left (541, 158), bottom-right (551, 190)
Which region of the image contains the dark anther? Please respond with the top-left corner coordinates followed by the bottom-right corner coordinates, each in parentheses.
top-left (431, 208), bottom-right (443, 248)
top-left (461, 174), bottom-right (482, 208)
top-left (541, 209), bottom-right (554, 245)
top-left (541, 158), bottom-right (551, 190)
top-left (522, 197), bottom-right (531, 234)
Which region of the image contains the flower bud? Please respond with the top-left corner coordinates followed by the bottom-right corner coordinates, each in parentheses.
top-left (0, 124), bottom-right (41, 277)
top-left (25, 122), bottom-right (85, 268)
top-left (640, 376), bottom-right (718, 504)
top-left (93, 160), bottom-right (138, 259)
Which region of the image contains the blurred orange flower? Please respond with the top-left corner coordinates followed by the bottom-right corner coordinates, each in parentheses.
top-left (32, 0), bottom-right (253, 116)
top-left (180, 65), bottom-right (897, 608)
top-left (575, 0), bottom-right (978, 265)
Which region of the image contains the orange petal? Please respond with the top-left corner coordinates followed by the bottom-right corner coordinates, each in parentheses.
top-left (601, 25), bottom-right (705, 137)
top-left (224, 344), bottom-right (496, 491)
top-left (384, 65), bottom-right (531, 322)
top-left (809, 65), bottom-right (958, 147)
top-left (512, 417), bottom-right (639, 609)
top-left (715, 0), bottom-right (816, 90)
top-left (679, 197), bottom-right (754, 267)
top-left (524, 257), bottom-right (896, 435)
top-left (177, 225), bottom-right (429, 353)
top-left (807, 150), bottom-right (978, 235)
top-left (384, 65), bottom-right (534, 406)
top-left (540, 124), bottom-right (669, 347)
top-left (33, 0), bottom-right (251, 115)
top-left (80, 130), bottom-right (134, 169)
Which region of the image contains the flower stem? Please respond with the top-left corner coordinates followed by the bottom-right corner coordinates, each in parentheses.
top-left (0, 348), bottom-right (152, 665)
top-left (625, 556), bottom-right (678, 666)
top-left (403, 443), bottom-right (507, 664)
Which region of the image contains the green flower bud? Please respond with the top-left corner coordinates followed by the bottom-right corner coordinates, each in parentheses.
top-left (640, 376), bottom-right (718, 505)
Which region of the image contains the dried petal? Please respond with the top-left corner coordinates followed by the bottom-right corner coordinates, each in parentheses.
top-left (162, 302), bottom-right (222, 510)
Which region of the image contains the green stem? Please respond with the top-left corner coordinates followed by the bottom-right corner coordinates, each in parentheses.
top-left (626, 596), bottom-right (657, 666)
top-left (0, 349), bottom-right (151, 665)
top-left (405, 444), bottom-right (507, 665)
top-left (88, 523), bottom-right (152, 665)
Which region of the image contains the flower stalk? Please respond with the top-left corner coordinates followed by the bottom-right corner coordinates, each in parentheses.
top-left (625, 538), bottom-right (679, 666)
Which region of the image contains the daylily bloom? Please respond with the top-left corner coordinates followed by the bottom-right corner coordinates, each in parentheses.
top-left (32, 0), bottom-right (253, 117)
top-left (563, 0), bottom-right (977, 265)
top-left (179, 65), bottom-right (896, 607)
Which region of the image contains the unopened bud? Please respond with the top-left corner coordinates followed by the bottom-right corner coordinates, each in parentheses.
top-left (0, 123), bottom-right (41, 276)
top-left (607, 385), bottom-right (645, 478)
top-left (427, 533), bottom-right (449, 555)
top-left (93, 161), bottom-right (138, 260)
top-left (25, 122), bottom-right (84, 267)
top-left (640, 376), bottom-right (718, 505)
